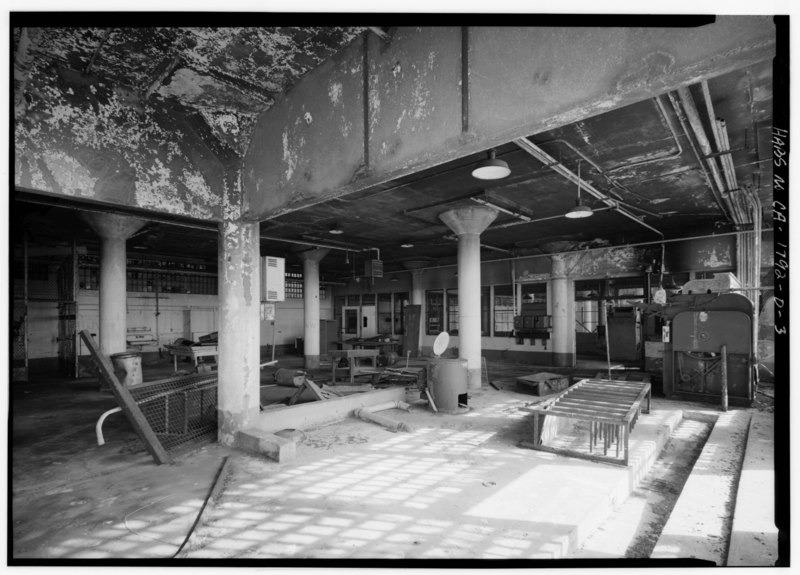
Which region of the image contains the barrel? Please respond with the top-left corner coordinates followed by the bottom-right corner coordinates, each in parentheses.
top-left (428, 358), bottom-right (468, 413)
top-left (110, 351), bottom-right (142, 387)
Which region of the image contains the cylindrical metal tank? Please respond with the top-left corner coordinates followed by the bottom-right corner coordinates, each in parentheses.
top-left (428, 358), bottom-right (468, 413)
top-left (110, 352), bottom-right (142, 387)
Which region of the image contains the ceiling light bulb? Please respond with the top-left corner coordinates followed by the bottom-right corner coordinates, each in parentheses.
top-left (329, 225), bottom-right (343, 235)
top-left (471, 149), bottom-right (511, 180)
top-left (400, 242), bottom-right (414, 248)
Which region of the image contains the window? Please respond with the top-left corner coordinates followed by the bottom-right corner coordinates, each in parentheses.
top-left (481, 287), bottom-right (490, 336)
top-left (347, 294), bottom-right (361, 306)
top-left (493, 285), bottom-right (515, 337)
top-left (378, 293), bottom-right (392, 334)
top-left (343, 308), bottom-right (359, 335)
top-left (426, 290), bottom-right (444, 335)
top-left (446, 289), bottom-right (459, 335)
top-left (611, 277), bottom-right (644, 301)
top-left (362, 293), bottom-right (376, 306)
top-left (393, 292), bottom-right (408, 335)
top-left (285, 272), bottom-right (303, 298)
top-left (334, 296), bottom-right (346, 324)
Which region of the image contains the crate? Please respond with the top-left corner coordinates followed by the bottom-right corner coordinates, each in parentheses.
top-left (516, 372), bottom-right (570, 396)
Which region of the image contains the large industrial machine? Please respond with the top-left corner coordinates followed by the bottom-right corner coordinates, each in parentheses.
top-left (660, 293), bottom-right (755, 406)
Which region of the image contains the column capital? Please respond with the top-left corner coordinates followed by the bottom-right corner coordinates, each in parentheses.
top-left (438, 205), bottom-right (498, 236)
top-left (82, 212), bottom-right (146, 240)
top-left (296, 247), bottom-right (330, 264)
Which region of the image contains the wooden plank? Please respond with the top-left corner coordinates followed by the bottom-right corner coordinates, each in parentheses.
top-left (548, 405), bottom-right (624, 421)
top-left (523, 407), bottom-right (625, 425)
top-left (79, 330), bottom-right (171, 465)
top-left (568, 390), bottom-right (638, 404)
top-left (557, 398), bottom-right (630, 412)
top-left (519, 441), bottom-right (628, 467)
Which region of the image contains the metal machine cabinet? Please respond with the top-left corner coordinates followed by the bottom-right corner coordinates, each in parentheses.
top-left (663, 293), bottom-right (754, 405)
top-left (607, 307), bottom-right (642, 362)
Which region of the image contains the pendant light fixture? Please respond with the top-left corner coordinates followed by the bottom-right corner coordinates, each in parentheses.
top-left (565, 160), bottom-right (593, 219)
top-left (471, 149), bottom-right (511, 180)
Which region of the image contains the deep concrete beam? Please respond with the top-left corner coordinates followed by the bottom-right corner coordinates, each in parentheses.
top-left (243, 20), bottom-right (775, 220)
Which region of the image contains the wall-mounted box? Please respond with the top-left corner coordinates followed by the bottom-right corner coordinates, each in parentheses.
top-left (261, 256), bottom-right (285, 302)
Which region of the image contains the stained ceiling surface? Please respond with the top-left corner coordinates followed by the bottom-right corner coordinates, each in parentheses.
top-left (13, 25), bottom-right (774, 280)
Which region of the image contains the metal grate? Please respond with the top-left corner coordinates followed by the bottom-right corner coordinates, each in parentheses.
top-left (129, 373), bottom-right (219, 452)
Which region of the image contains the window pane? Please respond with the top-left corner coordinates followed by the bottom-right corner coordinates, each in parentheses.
top-left (378, 293), bottom-right (392, 334)
top-left (426, 290), bottom-right (443, 335)
top-left (481, 287), bottom-right (490, 336)
top-left (446, 290), bottom-right (459, 335)
top-left (393, 292), bottom-right (408, 335)
top-left (494, 285), bottom-right (514, 337)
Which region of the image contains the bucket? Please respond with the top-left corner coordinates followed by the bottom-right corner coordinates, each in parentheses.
top-left (428, 358), bottom-right (468, 413)
top-left (110, 352), bottom-right (142, 387)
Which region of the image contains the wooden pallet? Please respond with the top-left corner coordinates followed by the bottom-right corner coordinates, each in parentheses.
top-left (520, 378), bottom-right (651, 466)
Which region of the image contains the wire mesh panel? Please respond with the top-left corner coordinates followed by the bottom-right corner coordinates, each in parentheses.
top-left (130, 373), bottom-right (219, 452)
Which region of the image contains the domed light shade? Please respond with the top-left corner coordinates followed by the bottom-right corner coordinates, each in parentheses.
top-left (565, 159), bottom-right (593, 219)
top-left (565, 200), bottom-right (593, 219)
top-left (471, 149), bottom-right (510, 180)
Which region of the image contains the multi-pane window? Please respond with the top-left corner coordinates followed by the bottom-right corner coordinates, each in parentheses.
top-left (393, 292), bottom-right (408, 335)
top-left (347, 294), bottom-right (361, 306)
top-left (285, 272), bottom-right (303, 298)
top-left (79, 255), bottom-right (219, 295)
top-left (426, 290), bottom-right (444, 335)
top-left (493, 285), bottom-right (515, 337)
top-left (378, 293), bottom-right (393, 334)
top-left (334, 296), bottom-right (346, 324)
top-left (481, 286), bottom-right (490, 336)
top-left (446, 289), bottom-right (459, 335)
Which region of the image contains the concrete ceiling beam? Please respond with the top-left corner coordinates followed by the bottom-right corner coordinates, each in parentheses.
top-left (244, 19), bottom-right (776, 221)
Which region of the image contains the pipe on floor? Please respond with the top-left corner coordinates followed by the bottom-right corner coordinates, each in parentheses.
top-left (96, 407), bottom-right (122, 446)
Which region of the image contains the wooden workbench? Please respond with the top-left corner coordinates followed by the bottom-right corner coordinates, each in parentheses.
top-left (330, 348), bottom-right (381, 384)
top-left (165, 344), bottom-right (218, 372)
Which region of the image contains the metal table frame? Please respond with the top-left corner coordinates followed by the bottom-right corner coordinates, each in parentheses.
top-left (165, 344), bottom-right (218, 372)
top-left (521, 378), bottom-right (651, 466)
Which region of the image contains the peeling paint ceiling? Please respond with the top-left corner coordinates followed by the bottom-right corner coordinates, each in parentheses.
top-left (13, 24), bottom-right (774, 280)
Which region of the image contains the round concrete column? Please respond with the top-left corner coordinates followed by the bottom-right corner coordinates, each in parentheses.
top-left (217, 220), bottom-right (261, 446)
top-left (551, 254), bottom-right (575, 367)
top-left (410, 269), bottom-right (425, 306)
top-left (439, 206), bottom-right (498, 390)
top-left (81, 213), bottom-right (146, 358)
top-left (298, 248), bottom-right (329, 370)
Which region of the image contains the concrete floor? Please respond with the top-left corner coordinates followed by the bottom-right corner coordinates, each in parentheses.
top-left (9, 354), bottom-right (777, 564)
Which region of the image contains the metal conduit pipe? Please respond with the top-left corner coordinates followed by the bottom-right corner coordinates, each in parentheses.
top-left (482, 205), bottom-right (616, 230)
top-left (666, 92), bottom-right (732, 223)
top-left (745, 186), bottom-right (762, 366)
top-left (513, 137), bottom-right (663, 237)
top-left (389, 228), bottom-right (771, 275)
top-left (673, 88), bottom-right (738, 225)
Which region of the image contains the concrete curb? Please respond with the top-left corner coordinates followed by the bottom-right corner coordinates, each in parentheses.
top-left (651, 409), bottom-right (751, 564)
top-left (499, 406), bottom-right (683, 558)
top-left (726, 411), bottom-right (778, 566)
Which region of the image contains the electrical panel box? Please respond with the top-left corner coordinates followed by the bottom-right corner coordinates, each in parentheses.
top-left (261, 256), bottom-right (285, 302)
top-left (364, 259), bottom-right (383, 278)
